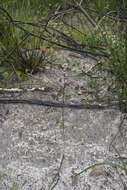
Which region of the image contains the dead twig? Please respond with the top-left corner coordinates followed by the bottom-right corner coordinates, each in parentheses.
top-left (49, 154), bottom-right (64, 190)
top-left (0, 88), bottom-right (45, 94)
top-left (0, 7), bottom-right (13, 22)
top-left (109, 114), bottom-right (127, 150)
top-left (68, 1), bottom-right (97, 27)
top-left (0, 98), bottom-right (121, 110)
top-left (14, 24), bottom-right (109, 58)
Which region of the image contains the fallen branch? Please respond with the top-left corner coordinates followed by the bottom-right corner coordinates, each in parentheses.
top-left (14, 23), bottom-right (109, 58)
top-left (0, 87), bottom-right (45, 93)
top-left (0, 98), bottom-right (120, 110)
top-left (73, 2), bottom-right (97, 27)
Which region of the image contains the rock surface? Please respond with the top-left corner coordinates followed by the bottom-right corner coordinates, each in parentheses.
top-left (0, 51), bottom-right (127, 190)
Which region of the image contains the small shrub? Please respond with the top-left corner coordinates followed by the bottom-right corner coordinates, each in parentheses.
top-left (9, 47), bottom-right (50, 74)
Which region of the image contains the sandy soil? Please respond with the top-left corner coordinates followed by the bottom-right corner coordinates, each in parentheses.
top-left (0, 51), bottom-right (127, 190)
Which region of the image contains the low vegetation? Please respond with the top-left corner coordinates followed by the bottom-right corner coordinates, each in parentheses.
top-left (0, 0), bottom-right (127, 185)
top-left (0, 0), bottom-right (126, 100)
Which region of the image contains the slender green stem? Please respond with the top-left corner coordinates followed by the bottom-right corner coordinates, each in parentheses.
top-left (75, 162), bottom-right (127, 176)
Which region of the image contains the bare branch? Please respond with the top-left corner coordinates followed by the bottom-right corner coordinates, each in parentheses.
top-left (0, 88), bottom-right (45, 94)
top-left (13, 24), bottom-right (109, 58)
top-left (68, 2), bottom-right (97, 27)
top-left (49, 154), bottom-right (64, 190)
top-left (0, 98), bottom-right (120, 110)
top-left (0, 7), bottom-right (13, 22)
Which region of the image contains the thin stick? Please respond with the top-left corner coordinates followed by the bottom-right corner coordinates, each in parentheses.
top-left (49, 154), bottom-right (64, 190)
top-left (109, 114), bottom-right (127, 150)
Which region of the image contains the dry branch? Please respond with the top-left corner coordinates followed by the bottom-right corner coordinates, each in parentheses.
top-left (71, 1), bottom-right (97, 27)
top-left (0, 88), bottom-right (45, 93)
top-left (0, 98), bottom-right (120, 110)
